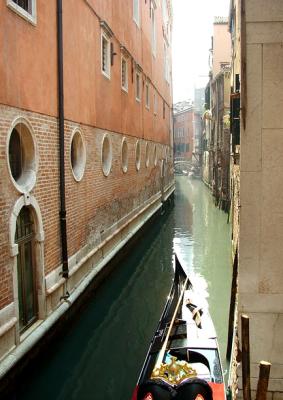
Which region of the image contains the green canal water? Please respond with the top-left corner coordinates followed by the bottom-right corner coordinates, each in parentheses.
top-left (15, 177), bottom-right (231, 400)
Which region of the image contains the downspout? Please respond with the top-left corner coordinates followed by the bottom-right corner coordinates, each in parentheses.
top-left (57, 0), bottom-right (69, 279)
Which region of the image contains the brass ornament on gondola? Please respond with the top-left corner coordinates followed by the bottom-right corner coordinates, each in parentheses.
top-left (151, 356), bottom-right (197, 386)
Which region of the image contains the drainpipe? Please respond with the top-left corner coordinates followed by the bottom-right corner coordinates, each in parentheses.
top-left (57, 0), bottom-right (69, 279)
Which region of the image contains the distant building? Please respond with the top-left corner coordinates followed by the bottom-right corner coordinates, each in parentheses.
top-left (203, 16), bottom-right (231, 211)
top-left (173, 101), bottom-right (194, 162)
top-left (193, 87), bottom-right (205, 166)
top-left (211, 17), bottom-right (231, 78)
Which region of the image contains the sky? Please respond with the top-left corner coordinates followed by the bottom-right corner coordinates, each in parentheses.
top-left (172, 0), bottom-right (230, 103)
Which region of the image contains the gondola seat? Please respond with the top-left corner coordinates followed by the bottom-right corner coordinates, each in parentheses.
top-left (137, 379), bottom-right (175, 400)
top-left (175, 378), bottom-right (213, 400)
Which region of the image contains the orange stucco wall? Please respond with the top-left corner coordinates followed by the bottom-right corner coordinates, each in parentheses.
top-left (0, 1), bottom-right (58, 115)
top-left (0, 0), bottom-right (172, 145)
top-left (212, 23), bottom-right (231, 78)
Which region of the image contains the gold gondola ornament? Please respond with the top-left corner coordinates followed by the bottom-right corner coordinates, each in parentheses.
top-left (151, 355), bottom-right (197, 386)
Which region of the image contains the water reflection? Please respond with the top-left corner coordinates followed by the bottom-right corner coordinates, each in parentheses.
top-left (173, 177), bottom-right (231, 367)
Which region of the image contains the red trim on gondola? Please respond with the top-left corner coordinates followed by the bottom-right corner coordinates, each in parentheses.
top-left (143, 393), bottom-right (154, 400)
top-left (208, 382), bottom-right (225, 400)
top-left (132, 385), bottom-right (139, 400)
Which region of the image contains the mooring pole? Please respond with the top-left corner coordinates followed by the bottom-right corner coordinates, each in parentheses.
top-left (226, 250), bottom-right (238, 360)
top-left (241, 314), bottom-right (251, 400)
top-left (256, 361), bottom-right (271, 400)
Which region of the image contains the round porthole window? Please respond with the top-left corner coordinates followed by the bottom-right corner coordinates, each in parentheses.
top-left (135, 140), bottom-right (141, 171)
top-left (7, 119), bottom-right (37, 193)
top-left (121, 137), bottom-right (128, 173)
top-left (101, 133), bottom-right (112, 176)
top-left (145, 142), bottom-right (150, 168)
top-left (70, 129), bottom-right (86, 181)
top-left (153, 144), bottom-right (157, 166)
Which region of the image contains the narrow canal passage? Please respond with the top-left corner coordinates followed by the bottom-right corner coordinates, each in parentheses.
top-left (15, 177), bottom-right (231, 400)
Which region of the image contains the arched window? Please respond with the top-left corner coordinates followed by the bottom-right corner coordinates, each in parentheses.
top-left (15, 206), bottom-right (37, 332)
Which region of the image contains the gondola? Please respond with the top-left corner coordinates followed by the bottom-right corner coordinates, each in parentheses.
top-left (132, 254), bottom-right (226, 400)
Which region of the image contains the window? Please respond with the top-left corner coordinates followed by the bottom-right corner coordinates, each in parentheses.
top-left (101, 134), bottom-right (112, 176)
top-left (153, 144), bottom-right (158, 166)
top-left (7, 0), bottom-right (36, 24)
top-left (151, 1), bottom-right (157, 56)
top-left (145, 142), bottom-right (150, 167)
top-left (9, 128), bottom-right (22, 182)
top-left (121, 138), bottom-right (128, 173)
top-left (70, 130), bottom-right (86, 181)
top-left (101, 33), bottom-right (111, 79)
top-left (121, 57), bottom-right (128, 92)
top-left (136, 71), bottom-right (141, 102)
top-left (145, 81), bottom-right (150, 109)
top-left (164, 43), bottom-right (170, 83)
top-left (135, 140), bottom-right (141, 170)
top-left (133, 0), bottom-right (140, 26)
top-left (16, 206), bottom-right (37, 333)
top-left (8, 120), bottom-right (37, 193)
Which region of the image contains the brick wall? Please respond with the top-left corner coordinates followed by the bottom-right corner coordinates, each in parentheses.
top-left (0, 104), bottom-right (173, 304)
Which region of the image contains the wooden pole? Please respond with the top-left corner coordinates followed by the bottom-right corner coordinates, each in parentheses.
top-left (256, 361), bottom-right (271, 400)
top-left (153, 277), bottom-right (189, 371)
top-left (241, 314), bottom-right (251, 400)
top-left (226, 250), bottom-right (238, 360)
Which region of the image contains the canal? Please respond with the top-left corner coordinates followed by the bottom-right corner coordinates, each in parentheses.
top-left (13, 177), bottom-right (232, 400)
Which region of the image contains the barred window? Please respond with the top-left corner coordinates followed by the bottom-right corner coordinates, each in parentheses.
top-left (13, 0), bottom-right (30, 12)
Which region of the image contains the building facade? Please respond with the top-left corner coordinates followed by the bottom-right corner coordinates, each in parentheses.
top-left (193, 87), bottom-right (205, 172)
top-left (202, 17), bottom-right (231, 210)
top-left (211, 16), bottom-right (231, 77)
top-left (210, 67), bottom-right (231, 211)
top-left (173, 101), bottom-right (194, 164)
top-left (0, 0), bottom-right (174, 378)
top-left (229, 0), bottom-right (283, 398)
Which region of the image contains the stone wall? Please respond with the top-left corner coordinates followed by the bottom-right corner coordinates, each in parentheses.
top-left (236, 0), bottom-right (283, 397)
